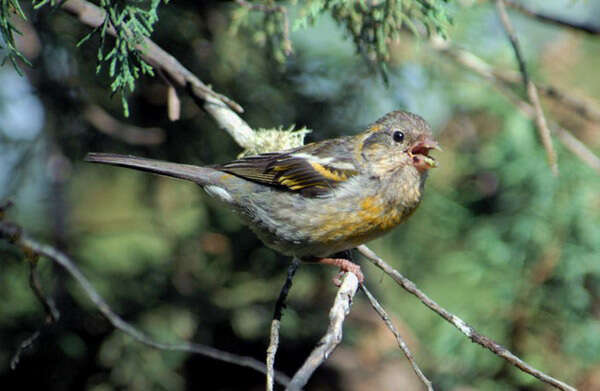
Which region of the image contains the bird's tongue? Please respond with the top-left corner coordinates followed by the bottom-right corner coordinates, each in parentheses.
top-left (410, 140), bottom-right (439, 172)
top-left (412, 154), bottom-right (438, 172)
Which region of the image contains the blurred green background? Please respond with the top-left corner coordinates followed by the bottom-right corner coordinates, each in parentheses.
top-left (1, 1), bottom-right (599, 390)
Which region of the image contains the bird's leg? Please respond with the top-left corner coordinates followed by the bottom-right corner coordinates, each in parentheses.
top-left (307, 256), bottom-right (364, 285)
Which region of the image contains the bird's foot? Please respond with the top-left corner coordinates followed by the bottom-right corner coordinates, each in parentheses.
top-left (316, 257), bottom-right (364, 285)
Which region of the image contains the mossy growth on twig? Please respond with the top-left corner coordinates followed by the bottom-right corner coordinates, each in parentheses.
top-left (239, 125), bottom-right (311, 157)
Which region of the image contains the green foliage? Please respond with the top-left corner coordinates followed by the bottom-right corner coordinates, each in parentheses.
top-left (0, 0), bottom-right (31, 74)
top-left (77, 0), bottom-right (168, 117)
top-left (230, 0), bottom-right (293, 64)
top-left (231, 0), bottom-right (452, 79)
top-left (0, 0), bottom-right (167, 117)
top-left (297, 0), bottom-right (451, 79)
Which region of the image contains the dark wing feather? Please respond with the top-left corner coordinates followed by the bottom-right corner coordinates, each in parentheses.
top-left (216, 139), bottom-right (358, 197)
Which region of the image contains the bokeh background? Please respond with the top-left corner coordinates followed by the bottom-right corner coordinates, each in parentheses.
top-left (1, 0), bottom-right (599, 390)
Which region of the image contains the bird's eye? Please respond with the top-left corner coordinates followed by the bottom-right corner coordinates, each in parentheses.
top-left (392, 131), bottom-right (404, 143)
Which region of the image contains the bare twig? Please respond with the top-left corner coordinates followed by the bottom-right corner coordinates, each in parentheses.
top-left (10, 262), bottom-right (61, 370)
top-left (433, 39), bottom-right (600, 124)
top-left (286, 272), bottom-right (359, 391)
top-left (555, 127), bottom-right (600, 173)
top-left (167, 85), bottom-right (181, 122)
top-left (491, 79), bottom-right (600, 175)
top-left (495, 0), bottom-right (558, 175)
top-left (431, 39), bottom-right (600, 174)
top-left (527, 81), bottom-right (558, 174)
top-left (357, 245), bottom-right (576, 391)
top-left (267, 258), bottom-right (301, 391)
top-left (0, 220), bottom-right (291, 388)
top-left (84, 105), bottom-right (166, 146)
top-left (236, 0), bottom-right (292, 55)
top-left (495, 0), bottom-right (529, 87)
top-left (10, 330), bottom-right (41, 370)
top-left (504, 0), bottom-right (600, 35)
top-left (61, 0), bottom-right (257, 149)
top-left (537, 84), bottom-right (600, 123)
top-left (360, 283), bottom-right (433, 391)
top-left (28, 262), bottom-right (60, 323)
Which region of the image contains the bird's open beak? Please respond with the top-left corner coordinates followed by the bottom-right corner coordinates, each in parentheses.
top-left (409, 138), bottom-right (441, 172)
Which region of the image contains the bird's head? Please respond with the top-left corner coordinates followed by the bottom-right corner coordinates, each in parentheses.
top-left (356, 110), bottom-right (440, 176)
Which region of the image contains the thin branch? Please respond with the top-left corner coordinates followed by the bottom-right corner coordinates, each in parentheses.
top-left (491, 77), bottom-right (600, 175)
top-left (431, 39), bottom-right (600, 174)
top-left (433, 39), bottom-right (600, 124)
top-left (554, 127), bottom-right (600, 173)
top-left (61, 0), bottom-right (257, 149)
top-left (0, 220), bottom-right (291, 388)
top-left (10, 262), bottom-right (61, 369)
top-left (267, 258), bottom-right (300, 391)
top-left (84, 105), bottom-right (166, 146)
top-left (286, 272), bottom-right (359, 391)
top-left (357, 245), bottom-right (577, 391)
top-left (360, 283), bottom-right (433, 391)
top-left (537, 84), bottom-right (600, 123)
top-left (526, 81), bottom-right (558, 174)
top-left (504, 0), bottom-right (600, 35)
top-left (28, 262), bottom-right (60, 323)
top-left (495, 0), bottom-right (529, 87)
top-left (10, 330), bottom-right (41, 370)
top-left (495, 0), bottom-right (558, 175)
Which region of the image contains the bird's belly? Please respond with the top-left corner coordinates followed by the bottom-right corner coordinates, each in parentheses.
top-left (241, 193), bottom-right (419, 258)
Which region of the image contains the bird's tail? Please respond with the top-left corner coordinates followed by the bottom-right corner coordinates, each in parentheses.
top-left (85, 153), bottom-right (218, 185)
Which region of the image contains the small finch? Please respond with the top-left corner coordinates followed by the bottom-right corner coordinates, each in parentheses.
top-left (85, 110), bottom-right (440, 282)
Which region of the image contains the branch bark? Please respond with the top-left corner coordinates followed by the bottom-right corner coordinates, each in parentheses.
top-left (434, 39), bottom-right (600, 124)
top-left (286, 272), bottom-right (359, 391)
top-left (495, 0), bottom-right (558, 175)
top-left (357, 245), bottom-right (576, 391)
top-left (504, 0), bottom-right (600, 35)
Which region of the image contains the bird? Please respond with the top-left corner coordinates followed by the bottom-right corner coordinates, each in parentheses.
top-left (85, 110), bottom-right (440, 283)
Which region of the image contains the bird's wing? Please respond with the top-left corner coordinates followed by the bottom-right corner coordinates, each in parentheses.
top-left (216, 138), bottom-right (359, 197)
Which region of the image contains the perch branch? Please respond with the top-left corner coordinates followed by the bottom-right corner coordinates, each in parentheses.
top-left (267, 258), bottom-right (300, 391)
top-left (357, 245), bottom-right (576, 391)
top-left (286, 272), bottom-right (359, 391)
top-left (61, 0), bottom-right (257, 149)
top-left (495, 0), bottom-right (557, 175)
top-left (504, 0), bottom-right (600, 35)
top-left (0, 220), bottom-right (291, 388)
top-left (360, 283), bottom-right (433, 391)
